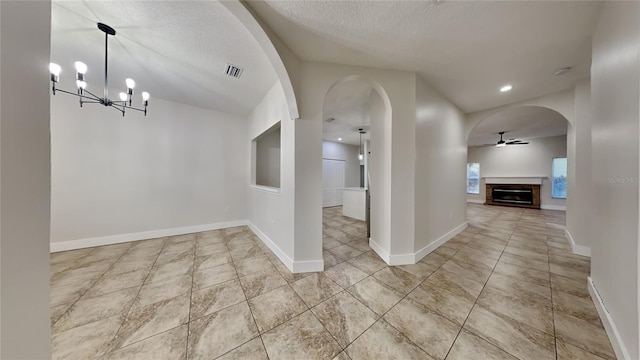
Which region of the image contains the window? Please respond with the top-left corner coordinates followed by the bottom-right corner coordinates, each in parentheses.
top-left (552, 157), bottom-right (567, 199)
top-left (467, 163), bottom-right (480, 194)
top-left (252, 122), bottom-right (281, 188)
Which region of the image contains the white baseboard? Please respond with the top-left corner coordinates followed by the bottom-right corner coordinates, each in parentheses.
top-left (247, 222), bottom-right (323, 273)
top-left (588, 277), bottom-right (631, 360)
top-left (541, 204), bottom-right (567, 211)
top-left (292, 259), bottom-right (324, 273)
top-left (565, 229), bottom-right (591, 257)
top-left (369, 222), bottom-right (468, 266)
top-left (466, 199), bottom-right (485, 204)
top-left (368, 238), bottom-right (391, 265)
top-left (50, 220), bottom-right (248, 253)
top-left (414, 222), bottom-right (468, 262)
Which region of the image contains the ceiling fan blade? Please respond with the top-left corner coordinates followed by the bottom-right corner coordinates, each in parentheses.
top-left (507, 142), bottom-right (529, 145)
top-left (506, 140), bottom-right (525, 144)
top-left (470, 144), bottom-right (496, 148)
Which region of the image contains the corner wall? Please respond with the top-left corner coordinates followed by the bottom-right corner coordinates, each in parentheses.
top-left (414, 76), bottom-right (468, 258)
top-left (247, 81), bottom-right (297, 270)
top-left (1, 1), bottom-right (52, 357)
top-left (590, 1), bottom-right (640, 358)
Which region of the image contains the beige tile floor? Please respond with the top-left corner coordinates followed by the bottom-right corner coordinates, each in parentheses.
top-left (50, 204), bottom-right (615, 359)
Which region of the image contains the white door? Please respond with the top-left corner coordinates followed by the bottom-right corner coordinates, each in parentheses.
top-left (322, 159), bottom-right (345, 207)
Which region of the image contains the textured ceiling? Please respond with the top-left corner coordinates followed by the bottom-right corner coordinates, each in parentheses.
top-left (468, 106), bottom-right (568, 147)
top-left (323, 80), bottom-right (373, 145)
top-left (246, 0), bottom-right (602, 113)
top-left (50, 1), bottom-right (277, 116)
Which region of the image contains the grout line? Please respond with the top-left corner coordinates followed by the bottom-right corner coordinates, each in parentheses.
top-left (101, 236), bottom-right (172, 354)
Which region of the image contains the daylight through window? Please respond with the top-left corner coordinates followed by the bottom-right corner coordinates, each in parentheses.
top-left (467, 163), bottom-right (480, 194)
top-left (552, 157), bottom-right (567, 199)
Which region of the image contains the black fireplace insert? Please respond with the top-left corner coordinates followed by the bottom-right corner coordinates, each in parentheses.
top-left (491, 188), bottom-right (533, 205)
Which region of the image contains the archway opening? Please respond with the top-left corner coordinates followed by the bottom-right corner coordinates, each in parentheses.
top-left (320, 77), bottom-right (392, 266)
top-left (466, 105), bottom-right (572, 234)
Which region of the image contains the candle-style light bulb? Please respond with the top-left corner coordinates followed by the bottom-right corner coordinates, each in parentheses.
top-left (125, 78), bottom-right (135, 89)
top-left (76, 80), bottom-right (87, 89)
top-left (74, 61), bottom-right (87, 74)
top-left (141, 91), bottom-right (150, 101)
top-left (49, 63), bottom-right (61, 83)
top-left (119, 92), bottom-right (127, 101)
top-left (49, 63), bottom-right (61, 76)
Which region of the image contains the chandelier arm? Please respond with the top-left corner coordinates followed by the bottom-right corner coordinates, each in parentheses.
top-left (110, 103), bottom-right (126, 116)
top-left (83, 89), bottom-right (102, 101)
top-left (54, 88), bottom-right (101, 101)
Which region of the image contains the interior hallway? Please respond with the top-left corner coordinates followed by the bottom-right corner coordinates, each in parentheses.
top-left (50, 205), bottom-right (613, 359)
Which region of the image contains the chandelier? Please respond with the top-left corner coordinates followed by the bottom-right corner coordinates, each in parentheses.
top-left (49, 23), bottom-right (149, 116)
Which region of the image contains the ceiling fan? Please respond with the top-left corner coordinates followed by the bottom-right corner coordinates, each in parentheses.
top-left (474, 131), bottom-right (529, 148)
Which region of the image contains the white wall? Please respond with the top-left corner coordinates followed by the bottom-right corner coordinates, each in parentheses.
top-left (414, 75), bottom-right (468, 255)
top-left (368, 89), bottom-right (392, 256)
top-left (590, 2), bottom-right (640, 359)
top-left (255, 125), bottom-right (281, 188)
top-left (566, 80), bottom-right (592, 254)
top-left (322, 141), bottom-right (360, 188)
top-left (50, 93), bottom-right (248, 246)
top-left (0, 1), bottom-right (52, 357)
top-left (247, 81), bottom-right (297, 270)
top-left (467, 135), bottom-right (567, 209)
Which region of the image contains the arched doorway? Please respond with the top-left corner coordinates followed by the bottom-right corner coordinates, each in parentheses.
top-left (320, 76), bottom-right (393, 267)
top-left (466, 106), bottom-right (571, 213)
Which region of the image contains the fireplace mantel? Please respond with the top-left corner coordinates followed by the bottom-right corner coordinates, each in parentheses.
top-left (483, 176), bottom-right (546, 185)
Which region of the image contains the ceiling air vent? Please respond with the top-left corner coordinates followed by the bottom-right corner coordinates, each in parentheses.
top-left (225, 64), bottom-right (243, 79)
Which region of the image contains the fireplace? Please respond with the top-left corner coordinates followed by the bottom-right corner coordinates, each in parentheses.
top-left (485, 183), bottom-right (541, 209)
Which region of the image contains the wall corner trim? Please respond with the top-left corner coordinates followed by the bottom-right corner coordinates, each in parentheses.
top-left (588, 277), bottom-right (631, 360)
top-left (247, 222), bottom-right (323, 273)
top-left (564, 228), bottom-right (591, 257)
top-left (368, 238), bottom-right (391, 264)
top-left (50, 220), bottom-right (249, 253)
top-left (369, 222), bottom-right (467, 266)
top-left (247, 222), bottom-right (293, 270)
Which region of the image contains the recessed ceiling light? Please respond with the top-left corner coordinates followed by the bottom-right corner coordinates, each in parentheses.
top-left (500, 85), bottom-right (513, 92)
top-left (553, 67), bottom-right (572, 76)
top-left (338, 138), bottom-right (342, 141)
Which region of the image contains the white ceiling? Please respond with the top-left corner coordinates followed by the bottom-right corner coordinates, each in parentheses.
top-left (246, 0), bottom-right (602, 113)
top-left (323, 80), bottom-right (373, 145)
top-left (50, 1), bottom-right (277, 116)
top-left (467, 106), bottom-right (568, 147)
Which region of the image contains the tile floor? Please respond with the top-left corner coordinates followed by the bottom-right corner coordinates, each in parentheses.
top-left (50, 204), bottom-right (615, 359)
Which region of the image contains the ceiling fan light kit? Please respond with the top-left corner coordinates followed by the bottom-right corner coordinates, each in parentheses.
top-left (49, 23), bottom-right (150, 116)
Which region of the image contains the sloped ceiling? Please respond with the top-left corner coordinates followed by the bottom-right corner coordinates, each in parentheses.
top-left (51, 1), bottom-right (277, 116)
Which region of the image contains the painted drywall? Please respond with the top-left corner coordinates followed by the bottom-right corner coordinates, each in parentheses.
top-left (467, 135), bottom-right (567, 209)
top-left (50, 93), bottom-right (248, 244)
top-left (322, 141), bottom-right (361, 188)
top-left (566, 79), bottom-right (592, 253)
top-left (590, 2), bottom-right (640, 359)
top-left (368, 89), bottom-right (392, 256)
top-left (0, 1), bottom-right (52, 357)
top-left (247, 81), bottom-right (297, 269)
top-left (255, 125), bottom-right (281, 188)
top-left (414, 75), bottom-right (468, 254)
top-left (294, 61), bottom-right (416, 264)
